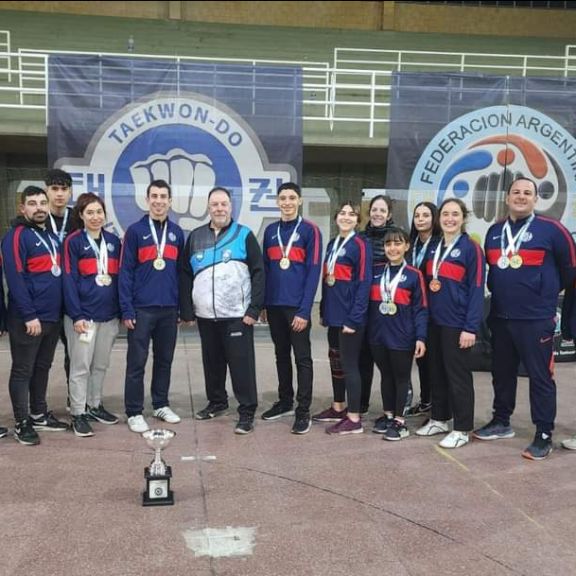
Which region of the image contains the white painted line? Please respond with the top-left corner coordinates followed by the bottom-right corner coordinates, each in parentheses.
top-left (183, 526), bottom-right (256, 558)
top-left (180, 455), bottom-right (217, 461)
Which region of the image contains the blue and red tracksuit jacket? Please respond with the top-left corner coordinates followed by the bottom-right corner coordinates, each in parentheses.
top-left (119, 216), bottom-right (184, 320)
top-left (368, 263), bottom-right (428, 350)
top-left (424, 233), bottom-right (485, 333)
top-left (63, 229), bottom-right (122, 323)
top-left (485, 215), bottom-right (576, 321)
top-left (1, 217), bottom-right (63, 322)
top-left (320, 235), bottom-right (371, 329)
top-left (263, 218), bottom-right (322, 321)
top-left (0, 257), bottom-right (6, 331)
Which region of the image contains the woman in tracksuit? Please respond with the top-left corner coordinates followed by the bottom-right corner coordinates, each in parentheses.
top-left (63, 193), bottom-right (121, 437)
top-left (314, 202), bottom-right (371, 434)
top-left (416, 198), bottom-right (485, 449)
top-left (406, 202), bottom-right (441, 416)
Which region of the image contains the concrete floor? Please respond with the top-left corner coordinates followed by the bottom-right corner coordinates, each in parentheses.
top-left (0, 325), bottom-right (575, 576)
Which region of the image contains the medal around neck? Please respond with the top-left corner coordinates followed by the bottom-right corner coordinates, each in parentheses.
top-left (429, 279), bottom-right (442, 292)
top-left (153, 258), bottom-right (166, 271)
top-left (51, 264), bottom-right (62, 277)
top-left (95, 274), bottom-right (112, 287)
top-left (497, 255), bottom-right (510, 269)
top-left (279, 257), bottom-right (291, 270)
top-left (142, 429), bottom-right (176, 507)
top-left (326, 274), bottom-right (336, 286)
top-left (509, 254), bottom-right (523, 269)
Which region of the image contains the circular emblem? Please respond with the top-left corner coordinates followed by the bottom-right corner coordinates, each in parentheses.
top-left (222, 249), bottom-right (232, 263)
top-left (195, 251), bottom-right (204, 261)
top-left (450, 249), bottom-right (461, 258)
top-left (169, 232), bottom-right (177, 242)
top-left (107, 243), bottom-right (115, 253)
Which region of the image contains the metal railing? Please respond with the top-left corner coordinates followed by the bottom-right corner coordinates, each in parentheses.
top-left (2, 36), bottom-right (576, 138)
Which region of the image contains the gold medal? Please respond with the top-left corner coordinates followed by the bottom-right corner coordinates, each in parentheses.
top-left (153, 258), bottom-right (166, 271)
top-left (429, 279), bottom-right (442, 292)
top-left (326, 274), bottom-right (336, 286)
top-left (387, 302), bottom-right (398, 316)
top-left (509, 254), bottom-right (523, 269)
top-left (279, 257), bottom-right (291, 270)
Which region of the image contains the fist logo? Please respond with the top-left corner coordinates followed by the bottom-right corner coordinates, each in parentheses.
top-left (130, 148), bottom-right (216, 230)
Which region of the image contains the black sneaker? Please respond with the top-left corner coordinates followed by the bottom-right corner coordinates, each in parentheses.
top-left (234, 416), bottom-right (254, 435)
top-left (196, 403), bottom-right (229, 420)
top-left (405, 402), bottom-right (432, 417)
top-left (262, 401), bottom-right (295, 421)
top-left (0, 426), bottom-right (7, 439)
top-left (372, 414), bottom-right (393, 434)
top-left (383, 419), bottom-right (410, 442)
top-left (87, 404), bottom-right (119, 425)
top-left (291, 416), bottom-right (311, 435)
top-left (522, 432), bottom-right (553, 461)
top-left (14, 418), bottom-right (40, 446)
top-left (30, 411), bottom-right (68, 431)
top-left (72, 414), bottom-right (95, 438)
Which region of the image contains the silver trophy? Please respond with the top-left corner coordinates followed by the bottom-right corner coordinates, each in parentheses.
top-left (142, 429), bottom-right (176, 506)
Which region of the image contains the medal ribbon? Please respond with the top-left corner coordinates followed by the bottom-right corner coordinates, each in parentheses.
top-left (380, 261), bottom-right (406, 304)
top-left (32, 230), bottom-right (59, 270)
top-left (277, 216), bottom-right (302, 261)
top-left (413, 236), bottom-right (431, 269)
top-left (85, 231), bottom-right (109, 276)
top-left (501, 214), bottom-right (535, 258)
top-left (432, 234), bottom-right (461, 281)
top-left (49, 209), bottom-right (69, 244)
top-left (149, 217), bottom-right (167, 260)
top-left (327, 232), bottom-right (355, 276)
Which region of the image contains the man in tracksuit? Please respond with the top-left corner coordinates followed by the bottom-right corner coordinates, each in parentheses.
top-left (179, 187), bottom-right (264, 434)
top-left (1, 186), bottom-right (68, 446)
top-left (119, 179), bottom-right (185, 433)
top-left (474, 177), bottom-right (576, 460)
top-left (261, 182), bottom-right (322, 435)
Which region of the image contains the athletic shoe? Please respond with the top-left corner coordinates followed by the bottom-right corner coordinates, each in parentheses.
top-left (383, 419), bottom-right (409, 441)
top-left (439, 430), bottom-right (469, 449)
top-left (14, 418), bottom-right (40, 446)
top-left (153, 406), bottom-right (181, 424)
top-left (522, 432), bottom-right (553, 461)
top-left (234, 416), bottom-right (254, 435)
top-left (87, 404), bottom-right (119, 425)
top-left (127, 415), bottom-right (150, 433)
top-left (561, 435), bottom-right (576, 451)
top-left (372, 414), bottom-right (393, 434)
top-left (291, 416), bottom-right (311, 435)
top-left (72, 414), bottom-right (95, 438)
top-left (30, 411), bottom-right (68, 431)
top-left (473, 419), bottom-right (515, 441)
top-left (326, 417), bottom-right (363, 435)
top-left (405, 402), bottom-right (432, 417)
top-left (261, 402), bottom-right (295, 421)
top-left (415, 419), bottom-right (450, 437)
top-left (0, 426), bottom-right (7, 439)
top-left (196, 403), bottom-right (229, 420)
top-left (312, 406), bottom-right (347, 422)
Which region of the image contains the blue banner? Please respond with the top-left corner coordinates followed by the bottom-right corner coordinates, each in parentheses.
top-left (386, 72), bottom-right (576, 239)
top-left (48, 56), bottom-right (303, 237)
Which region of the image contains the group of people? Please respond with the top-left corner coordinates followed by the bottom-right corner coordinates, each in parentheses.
top-left (0, 171), bottom-right (575, 462)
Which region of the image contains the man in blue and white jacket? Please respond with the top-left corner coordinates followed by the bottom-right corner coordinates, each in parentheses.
top-left (180, 187), bottom-right (264, 434)
top-left (475, 177), bottom-right (576, 461)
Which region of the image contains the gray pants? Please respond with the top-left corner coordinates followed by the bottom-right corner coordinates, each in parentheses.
top-left (64, 316), bottom-right (120, 416)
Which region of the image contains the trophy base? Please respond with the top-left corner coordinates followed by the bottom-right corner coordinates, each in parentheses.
top-left (142, 465), bottom-right (175, 507)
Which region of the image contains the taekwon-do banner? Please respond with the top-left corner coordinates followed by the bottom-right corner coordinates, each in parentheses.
top-left (48, 55), bottom-right (303, 237)
top-left (386, 72), bottom-right (576, 242)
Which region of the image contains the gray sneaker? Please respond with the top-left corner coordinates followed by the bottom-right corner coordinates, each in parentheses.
top-left (473, 419), bottom-right (515, 441)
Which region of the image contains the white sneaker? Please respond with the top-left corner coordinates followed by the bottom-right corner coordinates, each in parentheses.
top-left (127, 415), bottom-right (150, 433)
top-left (153, 406), bottom-right (181, 424)
top-left (561, 436), bottom-right (576, 450)
top-left (415, 419), bottom-right (450, 436)
top-left (439, 430), bottom-right (469, 449)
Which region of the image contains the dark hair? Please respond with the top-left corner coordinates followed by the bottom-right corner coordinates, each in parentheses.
top-left (409, 201), bottom-right (441, 242)
top-left (71, 193), bottom-right (106, 230)
top-left (45, 168), bottom-right (72, 188)
top-left (208, 186), bottom-right (231, 200)
top-left (333, 201), bottom-right (361, 223)
top-left (439, 198), bottom-right (468, 233)
top-left (146, 179), bottom-right (171, 198)
top-left (507, 177), bottom-right (538, 196)
top-left (21, 185), bottom-right (48, 203)
top-left (384, 226), bottom-right (410, 245)
top-left (277, 182), bottom-right (301, 197)
top-left (369, 194), bottom-right (393, 215)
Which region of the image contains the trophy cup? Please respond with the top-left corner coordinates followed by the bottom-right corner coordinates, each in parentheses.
top-left (142, 429), bottom-right (176, 506)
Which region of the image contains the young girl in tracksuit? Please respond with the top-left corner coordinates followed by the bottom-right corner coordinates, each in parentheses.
top-left (406, 201), bottom-right (441, 416)
top-left (416, 198), bottom-right (485, 449)
top-left (368, 227), bottom-right (428, 441)
top-left (314, 202), bottom-right (372, 434)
